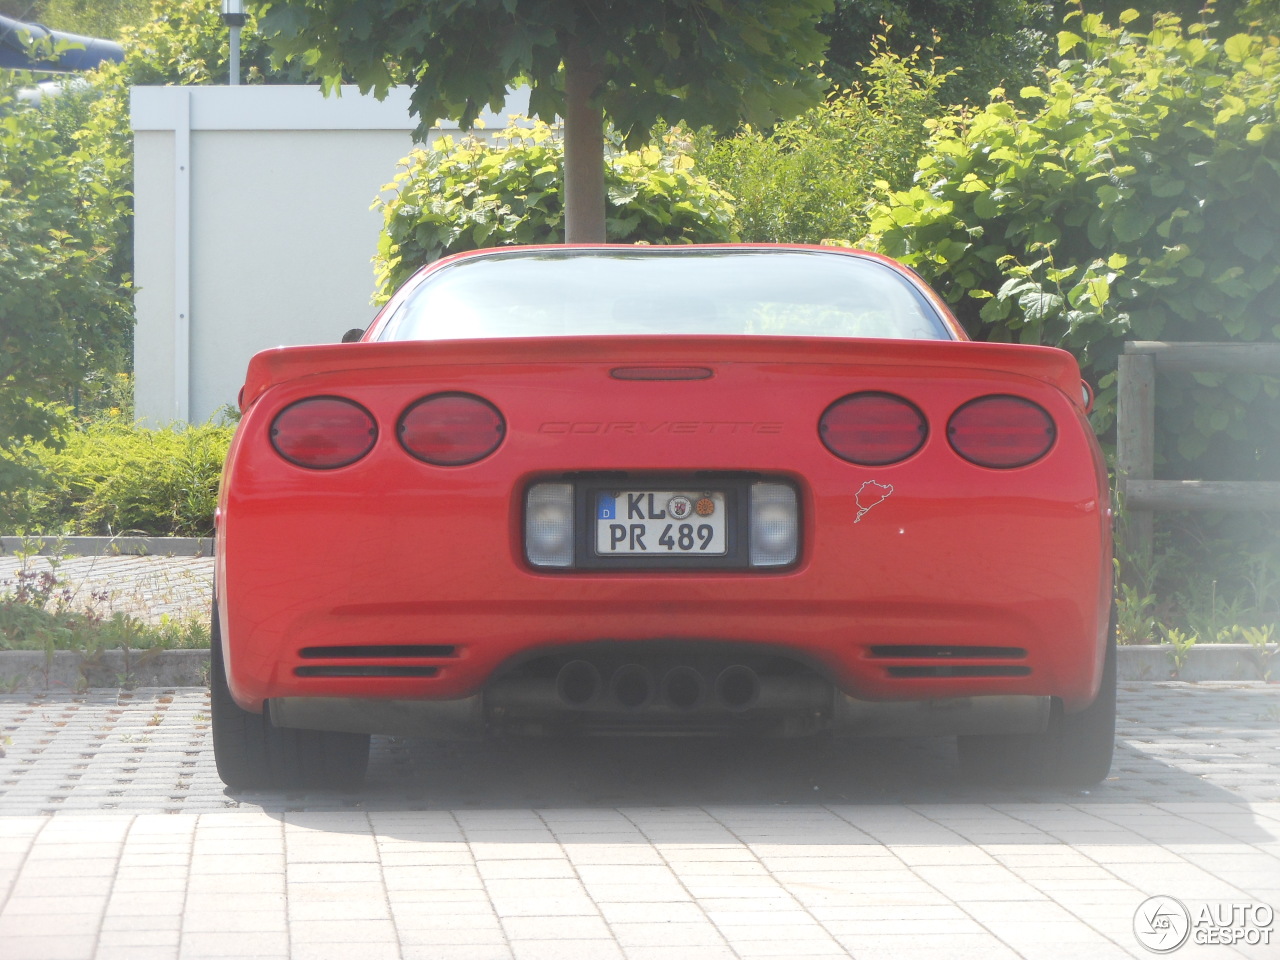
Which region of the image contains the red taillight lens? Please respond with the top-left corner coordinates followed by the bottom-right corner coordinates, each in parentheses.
top-left (819, 392), bottom-right (928, 465)
top-left (398, 393), bottom-right (505, 466)
top-left (948, 395), bottom-right (1056, 468)
top-left (270, 397), bottom-right (377, 469)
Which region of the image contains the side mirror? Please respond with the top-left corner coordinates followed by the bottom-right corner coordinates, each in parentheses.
top-left (340, 328), bottom-right (365, 343)
top-left (1080, 379), bottom-right (1095, 415)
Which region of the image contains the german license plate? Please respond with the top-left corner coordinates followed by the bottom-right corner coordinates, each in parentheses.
top-left (595, 490), bottom-right (727, 556)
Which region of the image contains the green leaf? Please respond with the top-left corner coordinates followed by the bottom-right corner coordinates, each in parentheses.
top-left (1149, 174), bottom-right (1186, 198)
top-left (1223, 34), bottom-right (1254, 63)
top-left (1232, 221), bottom-right (1276, 261)
top-left (1112, 205), bottom-right (1156, 243)
top-left (1246, 123), bottom-right (1273, 143)
top-left (1019, 290), bottom-right (1064, 322)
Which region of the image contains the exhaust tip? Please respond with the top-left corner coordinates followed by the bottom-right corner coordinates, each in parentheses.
top-left (556, 660), bottom-right (601, 709)
top-left (715, 665), bottom-right (760, 711)
top-left (609, 664), bottom-right (653, 709)
top-left (660, 666), bottom-right (706, 711)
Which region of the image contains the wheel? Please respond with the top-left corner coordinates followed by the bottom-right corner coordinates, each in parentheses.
top-left (958, 614), bottom-right (1116, 787)
top-left (210, 602), bottom-right (370, 790)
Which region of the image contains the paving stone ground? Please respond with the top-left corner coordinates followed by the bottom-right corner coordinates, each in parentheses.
top-left (0, 554), bottom-right (213, 627)
top-left (1, 682), bottom-right (1277, 960)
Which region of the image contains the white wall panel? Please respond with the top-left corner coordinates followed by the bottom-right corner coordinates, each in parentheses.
top-left (130, 85), bottom-right (527, 424)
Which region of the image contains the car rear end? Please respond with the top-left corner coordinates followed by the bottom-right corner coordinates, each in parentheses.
top-left (217, 336), bottom-right (1110, 733)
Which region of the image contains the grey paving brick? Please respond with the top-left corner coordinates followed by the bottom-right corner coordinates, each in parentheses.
top-left (0, 680), bottom-right (1276, 960)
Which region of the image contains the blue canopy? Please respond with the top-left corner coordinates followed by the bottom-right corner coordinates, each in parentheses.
top-left (0, 13), bottom-right (124, 72)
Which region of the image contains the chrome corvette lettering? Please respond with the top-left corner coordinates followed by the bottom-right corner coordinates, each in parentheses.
top-left (539, 421), bottom-right (783, 435)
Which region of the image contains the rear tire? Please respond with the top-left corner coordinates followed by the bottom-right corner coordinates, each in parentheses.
top-left (210, 602), bottom-right (370, 790)
top-left (958, 614), bottom-right (1116, 787)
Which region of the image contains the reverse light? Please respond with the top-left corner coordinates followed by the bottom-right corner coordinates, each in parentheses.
top-left (525, 483), bottom-right (575, 567)
top-left (398, 393), bottom-right (505, 466)
top-left (948, 395), bottom-right (1056, 468)
top-left (270, 396), bottom-right (376, 469)
top-left (819, 392), bottom-right (928, 465)
top-left (750, 482), bottom-right (798, 567)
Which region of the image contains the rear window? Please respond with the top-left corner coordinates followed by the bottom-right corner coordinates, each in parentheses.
top-left (377, 248), bottom-right (954, 342)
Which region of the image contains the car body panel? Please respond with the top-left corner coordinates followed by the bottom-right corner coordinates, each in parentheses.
top-left (217, 247), bottom-right (1112, 733)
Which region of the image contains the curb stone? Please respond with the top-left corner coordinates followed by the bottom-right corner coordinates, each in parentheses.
top-left (0, 649), bottom-right (210, 692)
top-left (0, 644), bottom-right (1274, 693)
top-left (1117, 641), bottom-right (1277, 682)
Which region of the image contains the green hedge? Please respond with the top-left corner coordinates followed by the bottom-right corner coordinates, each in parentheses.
top-left (866, 10), bottom-right (1280, 482)
top-left (0, 418), bottom-right (233, 538)
top-left (693, 44), bottom-right (951, 245)
top-left (373, 121), bottom-right (737, 300)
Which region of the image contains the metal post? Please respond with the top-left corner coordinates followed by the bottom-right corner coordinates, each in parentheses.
top-left (1115, 351), bottom-right (1156, 572)
top-left (229, 24), bottom-right (241, 85)
top-left (221, 0), bottom-right (246, 85)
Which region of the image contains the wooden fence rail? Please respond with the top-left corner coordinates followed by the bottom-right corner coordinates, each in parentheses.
top-left (1115, 341), bottom-right (1280, 561)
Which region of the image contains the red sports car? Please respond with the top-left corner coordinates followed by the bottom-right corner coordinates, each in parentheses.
top-left (211, 244), bottom-right (1114, 789)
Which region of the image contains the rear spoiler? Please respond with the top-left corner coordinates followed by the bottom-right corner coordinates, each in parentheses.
top-left (240, 336), bottom-right (1086, 413)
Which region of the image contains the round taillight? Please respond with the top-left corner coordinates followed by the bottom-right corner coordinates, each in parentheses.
top-left (398, 393), bottom-right (505, 466)
top-left (270, 397), bottom-right (377, 469)
top-left (819, 392), bottom-right (928, 465)
top-left (948, 395), bottom-right (1056, 468)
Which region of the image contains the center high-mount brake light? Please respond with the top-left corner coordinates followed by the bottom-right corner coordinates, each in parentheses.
top-left (610, 366), bottom-right (714, 381)
top-left (947, 395), bottom-right (1056, 468)
top-left (270, 396), bottom-right (377, 469)
top-left (819, 392), bottom-right (928, 466)
top-left (398, 392), bottom-right (505, 466)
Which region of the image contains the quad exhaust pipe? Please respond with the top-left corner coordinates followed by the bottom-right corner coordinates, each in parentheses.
top-left (610, 664), bottom-right (654, 709)
top-left (713, 665), bottom-right (760, 711)
top-left (555, 659), bottom-right (601, 708)
top-left (549, 660), bottom-right (765, 712)
top-left (660, 666), bottom-right (706, 710)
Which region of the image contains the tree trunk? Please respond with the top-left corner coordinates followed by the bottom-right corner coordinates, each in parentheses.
top-left (562, 40), bottom-right (605, 244)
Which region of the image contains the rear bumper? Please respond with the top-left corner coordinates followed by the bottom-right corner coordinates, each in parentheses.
top-left (219, 579), bottom-right (1108, 715)
top-left (268, 689), bottom-right (1053, 740)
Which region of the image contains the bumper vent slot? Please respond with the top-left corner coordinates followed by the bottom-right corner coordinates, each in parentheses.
top-left (870, 646), bottom-right (1030, 680)
top-left (885, 665), bottom-right (1031, 679)
top-left (299, 644), bottom-right (457, 659)
top-left (295, 644), bottom-right (456, 679)
top-left (870, 645), bottom-right (1027, 660)
top-left (295, 665), bottom-right (439, 678)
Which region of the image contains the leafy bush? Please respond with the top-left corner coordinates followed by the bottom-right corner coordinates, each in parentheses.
top-left (104, 0), bottom-right (305, 87)
top-left (0, 0), bottom-right (314, 445)
top-left (694, 44), bottom-right (950, 244)
top-left (0, 69), bottom-right (132, 495)
top-left (820, 0), bottom-right (1055, 106)
top-left (0, 418), bottom-right (233, 538)
top-left (1, 0), bottom-right (151, 40)
top-left (373, 121), bottom-right (737, 299)
top-left (867, 10), bottom-right (1280, 482)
